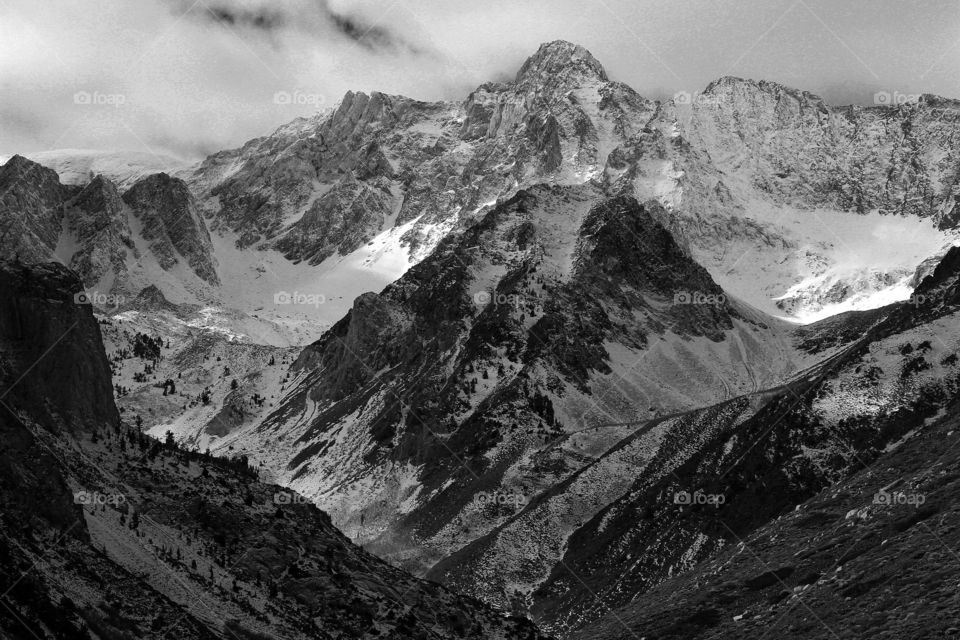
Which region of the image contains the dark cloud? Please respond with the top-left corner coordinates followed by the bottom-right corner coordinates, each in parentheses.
top-left (327, 11), bottom-right (404, 52)
top-left (203, 5), bottom-right (286, 32)
top-left (180, 0), bottom-right (418, 54)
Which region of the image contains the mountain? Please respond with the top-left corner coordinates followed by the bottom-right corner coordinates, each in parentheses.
top-left (0, 156), bottom-right (220, 299)
top-left (651, 78), bottom-right (960, 319)
top-left (180, 44), bottom-right (960, 325)
top-left (0, 259), bottom-right (548, 639)
top-left (167, 43), bottom-right (960, 636)
top-left (0, 154), bottom-right (75, 262)
top-left (574, 247), bottom-right (960, 639)
top-left (182, 40), bottom-right (655, 314)
top-left (62, 175), bottom-right (134, 286)
top-left (7, 42), bottom-right (959, 332)
top-left (193, 183), bottom-right (807, 631)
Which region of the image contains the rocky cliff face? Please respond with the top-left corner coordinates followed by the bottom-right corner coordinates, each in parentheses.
top-left (0, 154), bottom-right (73, 262)
top-left (63, 175), bottom-right (135, 286)
top-left (0, 155), bottom-right (222, 305)
top-left (681, 78), bottom-right (960, 222)
top-left (0, 260), bottom-right (119, 433)
top-left (274, 177), bottom-right (393, 264)
top-left (122, 173), bottom-right (219, 285)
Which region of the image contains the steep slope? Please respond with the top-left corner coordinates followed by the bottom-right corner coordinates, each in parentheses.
top-left (537, 247), bottom-right (960, 635)
top-left (0, 259), bottom-right (548, 639)
top-left (203, 187), bottom-right (803, 612)
top-left (577, 377), bottom-right (960, 638)
top-left (61, 175), bottom-right (135, 287)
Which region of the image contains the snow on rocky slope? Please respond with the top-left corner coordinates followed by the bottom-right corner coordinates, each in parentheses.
top-left (180, 41), bottom-right (655, 308)
top-left (178, 43), bottom-right (960, 328)
top-left (641, 78), bottom-right (960, 319)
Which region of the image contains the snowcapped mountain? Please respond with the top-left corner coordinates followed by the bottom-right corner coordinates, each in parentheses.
top-left (7, 41), bottom-right (959, 336)
top-left (176, 41), bottom-right (960, 326)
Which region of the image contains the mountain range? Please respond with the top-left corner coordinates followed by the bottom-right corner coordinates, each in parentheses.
top-left (2, 40), bottom-right (960, 639)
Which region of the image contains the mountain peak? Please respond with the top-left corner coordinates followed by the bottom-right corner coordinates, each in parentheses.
top-left (0, 153), bottom-right (58, 181)
top-left (701, 75), bottom-right (827, 106)
top-left (515, 40), bottom-right (608, 86)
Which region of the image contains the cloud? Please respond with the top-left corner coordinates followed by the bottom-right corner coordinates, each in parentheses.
top-left (2, 0), bottom-right (959, 163)
top-left (201, 5), bottom-right (286, 32)
top-left (327, 12), bottom-right (412, 53)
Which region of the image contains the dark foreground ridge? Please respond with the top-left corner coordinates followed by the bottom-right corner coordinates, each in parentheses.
top-left (0, 259), bottom-right (549, 639)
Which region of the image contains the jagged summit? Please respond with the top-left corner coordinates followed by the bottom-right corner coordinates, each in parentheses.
top-left (1, 153), bottom-right (33, 171)
top-left (0, 153), bottom-right (61, 184)
top-left (514, 39), bottom-right (608, 87)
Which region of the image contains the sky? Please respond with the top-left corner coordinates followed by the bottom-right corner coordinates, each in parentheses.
top-left (2, 0), bottom-right (960, 162)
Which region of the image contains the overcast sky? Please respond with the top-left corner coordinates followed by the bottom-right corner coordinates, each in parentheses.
top-left (2, 0), bottom-right (960, 161)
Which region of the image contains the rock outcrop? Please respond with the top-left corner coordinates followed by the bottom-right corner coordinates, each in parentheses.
top-left (122, 172), bottom-right (219, 285)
